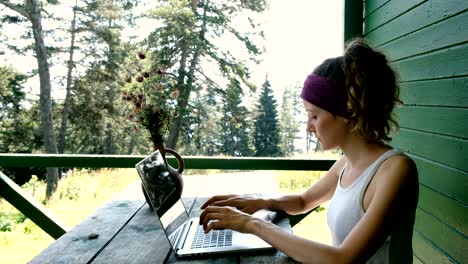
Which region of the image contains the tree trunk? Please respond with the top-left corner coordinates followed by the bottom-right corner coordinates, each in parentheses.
top-left (58, 0), bottom-right (78, 154)
top-left (166, 42), bottom-right (189, 149)
top-left (29, 0), bottom-right (59, 199)
top-left (104, 14), bottom-right (117, 154)
top-left (127, 132), bottom-right (137, 155)
top-left (166, 3), bottom-right (208, 149)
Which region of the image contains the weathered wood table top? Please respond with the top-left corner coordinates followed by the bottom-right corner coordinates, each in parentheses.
top-left (29, 173), bottom-right (298, 263)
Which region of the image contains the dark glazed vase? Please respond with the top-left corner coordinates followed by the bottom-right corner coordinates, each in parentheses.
top-left (141, 143), bottom-right (185, 214)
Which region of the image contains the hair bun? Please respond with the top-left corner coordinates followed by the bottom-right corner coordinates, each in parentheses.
top-left (342, 38), bottom-right (401, 143)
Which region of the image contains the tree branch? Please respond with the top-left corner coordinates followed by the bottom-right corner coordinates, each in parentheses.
top-left (0, 1), bottom-right (30, 19)
top-left (196, 67), bottom-right (224, 92)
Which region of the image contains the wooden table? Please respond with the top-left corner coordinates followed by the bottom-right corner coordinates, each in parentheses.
top-left (29, 172), bottom-right (299, 263)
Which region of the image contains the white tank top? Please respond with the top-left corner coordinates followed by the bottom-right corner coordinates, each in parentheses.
top-left (327, 148), bottom-right (414, 264)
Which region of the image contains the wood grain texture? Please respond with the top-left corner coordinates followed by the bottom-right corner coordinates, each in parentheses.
top-left (90, 205), bottom-right (170, 264)
top-left (364, 0), bottom-right (425, 34)
top-left (418, 185), bottom-right (468, 236)
top-left (392, 43), bottom-right (468, 82)
top-left (29, 195), bottom-right (293, 263)
top-left (380, 11), bottom-right (468, 61)
top-left (412, 231), bottom-right (455, 264)
top-left (399, 76), bottom-right (468, 107)
top-left (397, 106), bottom-right (468, 139)
top-left (366, 0), bottom-right (468, 46)
top-left (412, 255), bottom-right (424, 264)
top-left (411, 155), bottom-right (468, 205)
top-left (29, 200), bottom-right (145, 264)
top-left (414, 209), bottom-right (467, 263)
top-left (364, 0), bottom-right (468, 263)
top-left (364, 0), bottom-right (390, 18)
top-left (392, 129), bottom-right (468, 171)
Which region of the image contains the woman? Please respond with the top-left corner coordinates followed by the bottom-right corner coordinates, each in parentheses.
top-left (199, 38), bottom-right (419, 264)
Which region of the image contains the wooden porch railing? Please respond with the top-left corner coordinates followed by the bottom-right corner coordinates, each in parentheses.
top-left (0, 154), bottom-right (335, 239)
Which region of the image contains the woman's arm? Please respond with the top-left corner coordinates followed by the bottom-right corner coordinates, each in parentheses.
top-left (266, 157), bottom-right (345, 215)
top-left (201, 157), bottom-right (346, 215)
top-left (200, 155), bottom-right (418, 263)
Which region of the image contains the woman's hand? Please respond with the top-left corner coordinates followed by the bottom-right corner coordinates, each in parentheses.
top-left (200, 194), bottom-right (267, 215)
top-left (199, 205), bottom-right (256, 233)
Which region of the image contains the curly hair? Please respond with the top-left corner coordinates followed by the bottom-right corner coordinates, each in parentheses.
top-left (312, 38), bottom-right (402, 143)
top-left (343, 38), bottom-right (402, 142)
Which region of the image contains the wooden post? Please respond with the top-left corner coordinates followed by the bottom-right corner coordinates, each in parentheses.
top-left (344, 0), bottom-right (364, 43)
top-left (0, 172), bottom-right (68, 239)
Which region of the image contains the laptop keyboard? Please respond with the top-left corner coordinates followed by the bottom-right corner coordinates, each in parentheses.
top-left (170, 227), bottom-right (182, 246)
top-left (191, 225), bottom-right (232, 249)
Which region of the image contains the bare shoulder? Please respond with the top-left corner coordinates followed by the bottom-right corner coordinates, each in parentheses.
top-left (380, 152), bottom-right (417, 179)
top-left (328, 155), bottom-right (347, 178)
top-left (375, 152), bottom-right (419, 197)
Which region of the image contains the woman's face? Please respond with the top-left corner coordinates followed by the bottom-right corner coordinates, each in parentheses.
top-left (303, 100), bottom-right (349, 150)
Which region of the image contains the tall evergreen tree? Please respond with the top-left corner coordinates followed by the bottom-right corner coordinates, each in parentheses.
top-left (199, 86), bottom-right (223, 156)
top-left (279, 83), bottom-right (302, 156)
top-left (0, 67), bottom-right (44, 185)
top-left (78, 0), bottom-right (137, 154)
top-left (253, 76), bottom-right (281, 157)
top-left (180, 86), bottom-right (222, 156)
top-left (146, 0), bottom-right (267, 149)
top-left (219, 78), bottom-right (252, 156)
top-left (1, 0), bottom-right (60, 199)
top-left (58, 0), bottom-right (79, 154)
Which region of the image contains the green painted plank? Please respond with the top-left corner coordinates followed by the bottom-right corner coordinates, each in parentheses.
top-left (380, 11), bottom-right (468, 61)
top-left (418, 185), bottom-right (468, 236)
top-left (397, 106), bottom-right (468, 139)
top-left (411, 155), bottom-right (468, 206)
top-left (366, 0), bottom-right (468, 46)
top-left (392, 43), bottom-right (468, 82)
top-left (399, 76), bottom-right (468, 107)
top-left (0, 171), bottom-right (69, 239)
top-left (412, 255), bottom-right (423, 264)
top-left (365, 0), bottom-right (390, 18)
top-left (364, 0), bottom-right (425, 34)
top-left (414, 208), bottom-right (467, 263)
top-left (413, 231), bottom-right (455, 264)
top-left (0, 154), bottom-right (336, 171)
top-left (391, 128), bottom-right (468, 171)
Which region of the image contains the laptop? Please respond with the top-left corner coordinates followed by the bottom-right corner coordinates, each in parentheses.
top-left (135, 150), bottom-right (286, 257)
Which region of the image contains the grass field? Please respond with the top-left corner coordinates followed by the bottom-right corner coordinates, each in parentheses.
top-left (0, 168), bottom-right (139, 264)
top-left (274, 170), bottom-right (332, 245)
top-left (1, 157), bottom-right (336, 263)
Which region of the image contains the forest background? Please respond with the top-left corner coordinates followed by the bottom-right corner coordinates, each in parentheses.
top-left (0, 0), bottom-right (342, 198)
top-left (0, 1), bottom-right (342, 262)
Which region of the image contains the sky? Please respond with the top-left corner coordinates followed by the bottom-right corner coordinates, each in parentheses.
top-left (255, 1), bottom-right (343, 96)
top-left (0, 0), bottom-right (343, 102)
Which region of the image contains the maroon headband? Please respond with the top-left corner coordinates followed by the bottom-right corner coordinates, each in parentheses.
top-left (300, 74), bottom-right (350, 119)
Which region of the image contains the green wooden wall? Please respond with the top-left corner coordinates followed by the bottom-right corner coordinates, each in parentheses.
top-left (361, 0), bottom-right (468, 263)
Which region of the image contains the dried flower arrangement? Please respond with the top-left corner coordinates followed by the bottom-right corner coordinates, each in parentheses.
top-left (121, 52), bottom-right (179, 148)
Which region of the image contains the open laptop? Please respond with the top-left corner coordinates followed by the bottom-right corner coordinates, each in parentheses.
top-left (135, 150), bottom-right (284, 257)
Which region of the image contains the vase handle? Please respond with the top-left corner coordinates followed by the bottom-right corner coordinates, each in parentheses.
top-left (163, 148), bottom-right (185, 173)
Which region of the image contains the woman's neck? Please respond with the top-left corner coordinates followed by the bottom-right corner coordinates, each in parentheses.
top-left (340, 135), bottom-right (390, 170)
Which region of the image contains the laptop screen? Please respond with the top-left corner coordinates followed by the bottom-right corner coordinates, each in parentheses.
top-left (136, 150), bottom-right (190, 248)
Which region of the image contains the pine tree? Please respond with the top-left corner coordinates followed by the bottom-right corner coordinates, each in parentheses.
top-left (279, 83), bottom-right (303, 156)
top-left (179, 87), bottom-right (222, 156)
top-left (219, 78), bottom-right (253, 156)
top-left (146, 0), bottom-right (267, 149)
top-left (253, 76), bottom-right (282, 157)
top-left (1, 0), bottom-right (60, 199)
